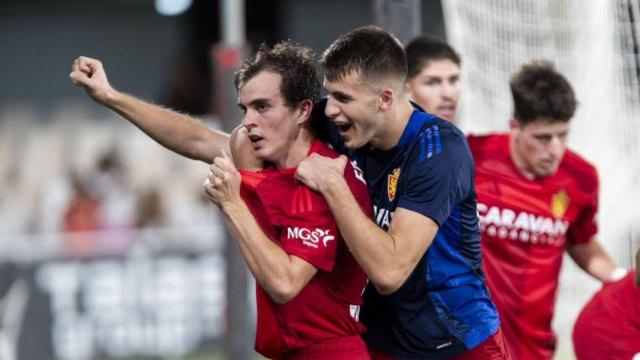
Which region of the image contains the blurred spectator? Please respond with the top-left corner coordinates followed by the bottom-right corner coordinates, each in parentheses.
top-left (135, 187), bottom-right (166, 228)
top-left (62, 173), bottom-right (101, 257)
top-left (0, 168), bottom-right (33, 236)
top-left (90, 149), bottom-right (136, 254)
top-left (129, 186), bottom-right (168, 252)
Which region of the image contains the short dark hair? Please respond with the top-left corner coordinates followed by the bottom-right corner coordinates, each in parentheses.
top-left (405, 34), bottom-right (461, 79)
top-left (321, 25), bottom-right (407, 88)
top-left (510, 60), bottom-right (577, 124)
top-left (234, 41), bottom-right (320, 108)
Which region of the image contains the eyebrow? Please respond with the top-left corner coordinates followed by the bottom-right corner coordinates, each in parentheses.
top-left (331, 91), bottom-right (353, 101)
top-left (238, 98), bottom-right (270, 110)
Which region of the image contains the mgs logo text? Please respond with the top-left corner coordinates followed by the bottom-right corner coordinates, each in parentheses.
top-left (287, 227), bottom-right (335, 248)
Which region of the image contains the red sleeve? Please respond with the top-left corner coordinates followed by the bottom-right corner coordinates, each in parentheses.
top-left (343, 159), bottom-right (373, 218)
top-left (568, 167), bottom-right (599, 244)
top-left (280, 185), bottom-right (339, 272)
top-left (280, 161), bottom-right (372, 272)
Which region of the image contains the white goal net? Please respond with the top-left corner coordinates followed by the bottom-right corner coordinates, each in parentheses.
top-left (442, 1), bottom-right (640, 358)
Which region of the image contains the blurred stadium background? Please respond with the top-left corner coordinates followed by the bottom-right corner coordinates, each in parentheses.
top-left (0, 1), bottom-right (637, 359)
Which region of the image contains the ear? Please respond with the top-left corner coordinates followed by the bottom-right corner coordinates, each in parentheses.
top-left (295, 99), bottom-right (314, 125)
top-left (379, 87), bottom-right (394, 111)
top-left (508, 117), bottom-right (520, 131)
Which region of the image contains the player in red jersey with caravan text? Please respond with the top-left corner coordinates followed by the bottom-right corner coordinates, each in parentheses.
top-left (467, 61), bottom-right (623, 360)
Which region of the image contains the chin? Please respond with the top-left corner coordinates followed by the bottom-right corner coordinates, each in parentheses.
top-left (254, 150), bottom-right (272, 161)
top-left (344, 137), bottom-right (366, 150)
top-left (535, 167), bottom-right (558, 178)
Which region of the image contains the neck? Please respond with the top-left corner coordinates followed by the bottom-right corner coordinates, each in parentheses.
top-left (273, 128), bottom-right (315, 169)
top-left (371, 96), bottom-right (415, 150)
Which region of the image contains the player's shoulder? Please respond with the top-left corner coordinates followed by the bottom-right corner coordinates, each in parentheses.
top-left (466, 132), bottom-right (507, 157)
top-left (561, 148), bottom-right (597, 173)
top-left (408, 115), bottom-right (469, 160)
top-left (560, 148), bottom-right (598, 186)
top-left (315, 141), bottom-right (341, 159)
top-left (312, 140), bottom-right (368, 191)
top-left (419, 114), bottom-right (466, 140)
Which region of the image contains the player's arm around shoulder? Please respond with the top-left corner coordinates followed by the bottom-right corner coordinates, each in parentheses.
top-left (296, 154), bottom-right (438, 295)
top-left (204, 151), bottom-right (316, 304)
top-left (70, 56), bottom-right (229, 163)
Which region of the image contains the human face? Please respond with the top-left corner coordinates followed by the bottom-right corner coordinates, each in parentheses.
top-left (510, 118), bottom-right (570, 179)
top-left (406, 59), bottom-right (460, 122)
top-left (323, 72), bottom-right (387, 149)
top-left (238, 71), bottom-right (301, 169)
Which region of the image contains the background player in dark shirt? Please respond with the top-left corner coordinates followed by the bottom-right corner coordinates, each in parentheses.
top-left (404, 34), bottom-right (461, 123)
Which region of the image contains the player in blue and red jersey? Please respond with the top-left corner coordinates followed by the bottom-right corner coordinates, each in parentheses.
top-left (467, 60), bottom-right (622, 360)
top-left (572, 248), bottom-right (640, 360)
top-left (296, 26), bottom-right (507, 360)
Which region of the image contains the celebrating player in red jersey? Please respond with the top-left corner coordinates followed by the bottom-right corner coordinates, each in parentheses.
top-left (203, 43), bottom-right (372, 359)
top-left (467, 60), bottom-right (622, 360)
top-left (572, 248), bottom-right (640, 360)
top-left (70, 42), bottom-right (372, 359)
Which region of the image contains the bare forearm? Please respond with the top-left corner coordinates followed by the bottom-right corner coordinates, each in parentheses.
top-left (319, 176), bottom-right (400, 290)
top-left (106, 91), bottom-right (229, 163)
top-left (568, 239), bottom-right (617, 282)
top-left (221, 202), bottom-right (306, 301)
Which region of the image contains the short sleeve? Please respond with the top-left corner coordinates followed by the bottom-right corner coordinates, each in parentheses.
top-left (568, 171), bottom-right (599, 244)
top-left (397, 125), bottom-right (474, 225)
top-left (344, 159), bottom-right (373, 218)
top-left (280, 185), bottom-right (339, 272)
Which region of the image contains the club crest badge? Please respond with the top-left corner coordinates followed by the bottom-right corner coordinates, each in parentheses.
top-left (387, 168), bottom-right (401, 201)
top-left (551, 189), bottom-right (570, 218)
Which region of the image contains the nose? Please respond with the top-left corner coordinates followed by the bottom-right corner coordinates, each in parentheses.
top-left (547, 136), bottom-right (565, 159)
top-left (242, 110), bottom-right (256, 129)
top-left (442, 81), bottom-right (457, 99)
top-left (325, 97), bottom-right (340, 118)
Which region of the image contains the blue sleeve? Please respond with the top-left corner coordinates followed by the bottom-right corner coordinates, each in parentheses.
top-left (397, 126), bottom-right (474, 226)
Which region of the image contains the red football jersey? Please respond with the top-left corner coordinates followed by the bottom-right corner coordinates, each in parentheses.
top-left (573, 271), bottom-right (640, 360)
top-left (468, 133), bottom-right (599, 360)
top-left (239, 140), bottom-right (371, 358)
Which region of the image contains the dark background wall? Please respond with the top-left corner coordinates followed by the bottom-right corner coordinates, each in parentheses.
top-left (0, 0), bottom-right (445, 116)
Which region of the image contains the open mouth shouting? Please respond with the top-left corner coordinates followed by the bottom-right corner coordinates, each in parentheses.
top-left (248, 133), bottom-right (265, 149)
top-left (335, 121), bottom-right (353, 136)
